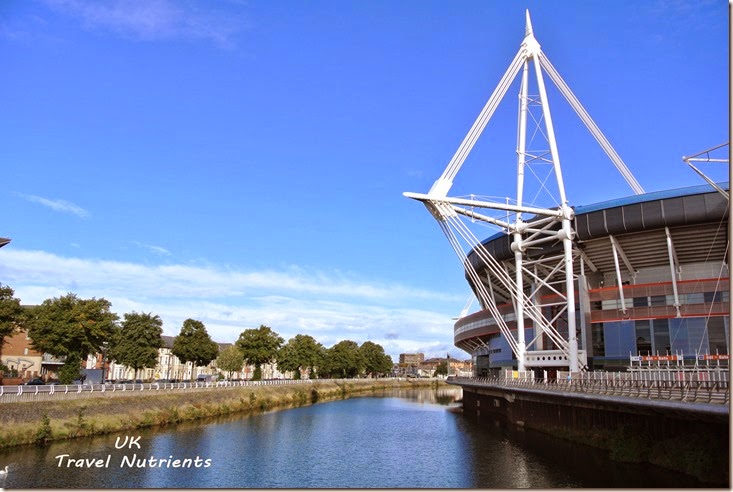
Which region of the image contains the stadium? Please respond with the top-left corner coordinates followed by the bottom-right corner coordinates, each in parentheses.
top-left (456, 183), bottom-right (729, 375)
top-left (405, 12), bottom-right (729, 376)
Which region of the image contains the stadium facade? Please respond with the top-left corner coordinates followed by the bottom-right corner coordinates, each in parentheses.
top-left (456, 183), bottom-right (729, 375)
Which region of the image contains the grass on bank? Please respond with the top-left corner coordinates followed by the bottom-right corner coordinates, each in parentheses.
top-left (0, 379), bottom-right (444, 450)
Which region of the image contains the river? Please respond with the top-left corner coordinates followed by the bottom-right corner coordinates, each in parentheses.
top-left (0, 387), bottom-right (708, 488)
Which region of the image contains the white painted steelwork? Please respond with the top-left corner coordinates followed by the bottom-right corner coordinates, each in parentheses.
top-left (682, 143), bottom-right (729, 200)
top-left (404, 11), bottom-right (643, 372)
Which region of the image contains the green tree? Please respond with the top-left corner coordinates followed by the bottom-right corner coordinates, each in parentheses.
top-left (434, 360), bottom-right (448, 377)
top-left (277, 334), bottom-right (324, 379)
top-left (0, 284), bottom-right (25, 369)
top-left (108, 312), bottom-right (164, 381)
top-left (305, 345), bottom-right (330, 379)
top-left (58, 353), bottom-right (82, 384)
top-left (236, 325), bottom-right (283, 381)
top-left (172, 319), bottom-right (219, 381)
top-left (359, 341), bottom-right (393, 377)
top-left (327, 340), bottom-right (365, 379)
top-left (216, 345), bottom-right (244, 380)
top-left (27, 293), bottom-right (119, 359)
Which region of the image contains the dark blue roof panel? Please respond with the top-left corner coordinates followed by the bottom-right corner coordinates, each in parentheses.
top-left (573, 182), bottom-right (729, 215)
top-left (472, 182), bottom-right (729, 261)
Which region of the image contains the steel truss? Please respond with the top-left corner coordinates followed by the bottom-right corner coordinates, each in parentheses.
top-left (404, 11), bottom-right (644, 372)
top-left (682, 143), bottom-right (729, 200)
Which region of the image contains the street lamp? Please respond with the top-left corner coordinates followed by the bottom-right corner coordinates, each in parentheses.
top-left (101, 343), bottom-right (108, 383)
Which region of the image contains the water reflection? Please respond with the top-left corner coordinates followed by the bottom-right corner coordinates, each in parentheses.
top-left (459, 409), bottom-right (710, 488)
top-left (0, 386), bottom-right (711, 488)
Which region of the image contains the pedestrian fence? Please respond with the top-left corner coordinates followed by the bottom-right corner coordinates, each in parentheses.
top-left (0, 377), bottom-right (426, 404)
top-left (451, 367), bottom-right (729, 405)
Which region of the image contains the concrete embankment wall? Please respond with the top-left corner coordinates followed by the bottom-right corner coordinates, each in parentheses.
top-left (459, 383), bottom-right (729, 485)
top-left (0, 379), bottom-right (444, 450)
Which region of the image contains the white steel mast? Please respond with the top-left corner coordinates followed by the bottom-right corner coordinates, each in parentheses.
top-left (405, 11), bottom-right (643, 373)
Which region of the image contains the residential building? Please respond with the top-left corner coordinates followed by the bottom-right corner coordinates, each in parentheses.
top-left (399, 353), bottom-right (424, 365)
top-left (1, 330), bottom-right (43, 382)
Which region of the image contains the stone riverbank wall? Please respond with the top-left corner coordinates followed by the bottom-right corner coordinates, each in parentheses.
top-left (454, 380), bottom-right (728, 485)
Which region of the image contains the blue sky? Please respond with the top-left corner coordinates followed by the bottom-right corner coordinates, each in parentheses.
top-left (0, 0), bottom-right (727, 361)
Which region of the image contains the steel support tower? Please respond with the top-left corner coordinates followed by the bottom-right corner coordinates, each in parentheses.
top-left (404, 11), bottom-right (644, 373)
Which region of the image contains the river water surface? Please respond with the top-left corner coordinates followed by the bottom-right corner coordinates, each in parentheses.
top-left (0, 387), bottom-right (709, 488)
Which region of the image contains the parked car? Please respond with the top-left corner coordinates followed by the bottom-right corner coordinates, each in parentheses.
top-left (23, 378), bottom-right (45, 385)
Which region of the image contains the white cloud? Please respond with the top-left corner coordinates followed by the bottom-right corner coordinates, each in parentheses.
top-left (15, 193), bottom-right (90, 219)
top-left (132, 241), bottom-right (171, 256)
top-left (0, 250), bottom-right (459, 304)
top-left (43, 0), bottom-right (248, 47)
top-left (0, 249), bottom-right (466, 360)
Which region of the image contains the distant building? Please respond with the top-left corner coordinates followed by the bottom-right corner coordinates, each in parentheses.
top-left (6, 327), bottom-right (290, 384)
top-left (395, 353), bottom-right (472, 378)
top-left (98, 337), bottom-right (290, 382)
top-left (399, 353), bottom-right (424, 365)
top-left (1, 328), bottom-right (66, 383)
top-left (100, 335), bottom-right (198, 381)
top-left (1, 330), bottom-right (43, 381)
top-left (418, 357), bottom-right (474, 378)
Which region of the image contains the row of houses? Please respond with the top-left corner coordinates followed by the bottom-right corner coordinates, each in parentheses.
top-left (395, 352), bottom-right (474, 377)
top-left (0, 331), bottom-right (287, 384)
top-left (1, 330), bottom-right (474, 384)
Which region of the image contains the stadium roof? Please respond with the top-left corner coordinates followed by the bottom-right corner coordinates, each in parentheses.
top-left (477, 182), bottom-right (729, 248)
top-left (574, 182), bottom-right (730, 215)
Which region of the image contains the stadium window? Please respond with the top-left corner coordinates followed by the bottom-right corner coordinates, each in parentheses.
top-left (650, 295), bottom-right (666, 307)
top-left (591, 323), bottom-right (605, 355)
top-left (635, 320), bottom-right (652, 354)
top-left (684, 293), bottom-right (704, 305)
top-left (706, 317), bottom-right (728, 354)
top-left (703, 291), bottom-right (723, 303)
top-left (603, 321), bottom-right (635, 358)
top-left (633, 296), bottom-right (649, 308)
top-left (652, 319), bottom-right (671, 355)
top-left (670, 318), bottom-right (709, 355)
top-left (601, 299), bottom-right (618, 310)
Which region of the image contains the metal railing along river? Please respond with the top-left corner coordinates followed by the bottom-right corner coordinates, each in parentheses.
top-left (449, 367), bottom-right (730, 405)
top-left (0, 378), bottom-right (421, 404)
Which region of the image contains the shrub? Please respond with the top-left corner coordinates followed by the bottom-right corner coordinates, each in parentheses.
top-left (35, 413), bottom-right (52, 444)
